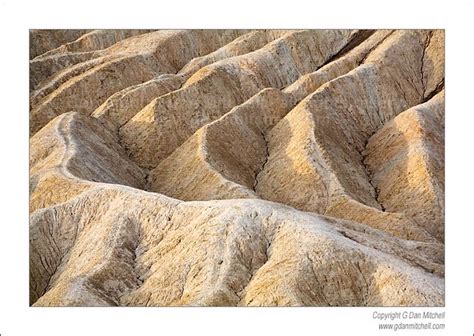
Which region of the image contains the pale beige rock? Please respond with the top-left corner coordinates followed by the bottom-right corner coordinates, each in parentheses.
top-left (31, 190), bottom-right (444, 307)
top-left (255, 30), bottom-right (443, 242)
top-left (92, 74), bottom-right (184, 134)
top-left (30, 112), bottom-right (146, 212)
top-left (30, 29), bottom-right (90, 59)
top-left (40, 29), bottom-right (156, 57)
top-left (30, 30), bottom-right (155, 92)
top-left (364, 90), bottom-right (445, 241)
top-left (30, 51), bottom-right (99, 93)
top-left (30, 30), bottom-right (249, 135)
top-left (148, 88), bottom-right (294, 200)
top-left (421, 30), bottom-right (445, 99)
top-left (147, 30), bottom-right (396, 202)
top-left (29, 30), bottom-right (445, 307)
top-left (91, 30), bottom-right (298, 135)
top-left (119, 29), bottom-right (357, 168)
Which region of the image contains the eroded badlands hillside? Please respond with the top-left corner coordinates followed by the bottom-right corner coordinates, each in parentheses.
top-left (29, 29), bottom-right (445, 306)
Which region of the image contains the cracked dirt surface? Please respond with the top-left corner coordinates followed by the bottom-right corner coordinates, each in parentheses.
top-left (30, 29), bottom-right (444, 306)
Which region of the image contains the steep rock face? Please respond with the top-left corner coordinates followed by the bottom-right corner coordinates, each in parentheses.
top-left (364, 91), bottom-right (445, 241)
top-left (147, 88), bottom-right (294, 200)
top-left (255, 30), bottom-right (444, 242)
top-left (29, 112), bottom-right (146, 212)
top-left (30, 30), bottom-right (156, 92)
top-left (119, 30), bottom-right (358, 168)
top-left (29, 29), bottom-right (445, 307)
top-left (30, 30), bottom-right (91, 59)
top-left (30, 30), bottom-right (249, 135)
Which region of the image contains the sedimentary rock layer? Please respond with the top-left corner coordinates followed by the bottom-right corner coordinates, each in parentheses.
top-left (29, 29), bottom-right (445, 307)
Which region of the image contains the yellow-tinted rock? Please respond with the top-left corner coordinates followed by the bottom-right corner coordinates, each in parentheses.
top-left (29, 30), bottom-right (445, 307)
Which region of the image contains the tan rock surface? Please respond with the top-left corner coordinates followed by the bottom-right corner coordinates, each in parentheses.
top-left (119, 29), bottom-right (358, 168)
top-left (30, 30), bottom-right (249, 135)
top-left (30, 30), bottom-right (155, 92)
top-left (30, 30), bottom-right (91, 59)
top-left (30, 29), bottom-right (445, 306)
